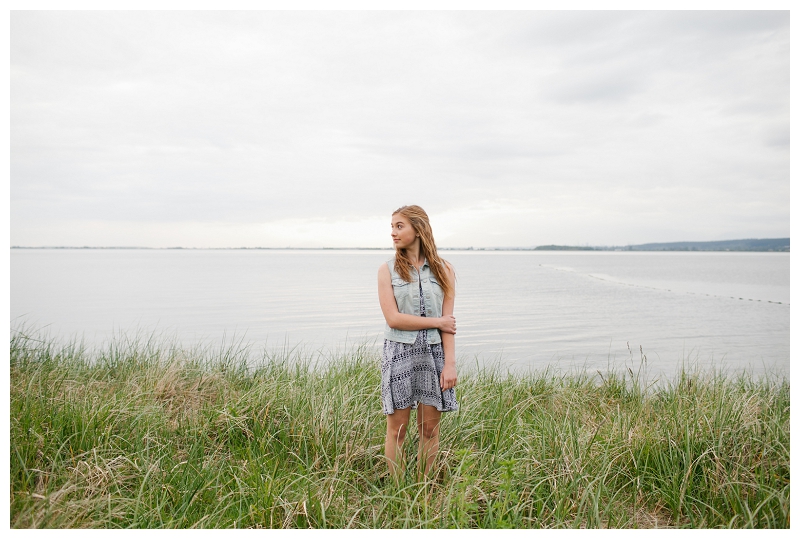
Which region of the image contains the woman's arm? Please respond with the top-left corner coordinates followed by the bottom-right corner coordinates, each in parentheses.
top-left (440, 262), bottom-right (457, 390)
top-left (378, 263), bottom-right (456, 333)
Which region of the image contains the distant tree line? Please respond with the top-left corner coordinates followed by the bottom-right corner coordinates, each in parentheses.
top-left (533, 238), bottom-right (789, 252)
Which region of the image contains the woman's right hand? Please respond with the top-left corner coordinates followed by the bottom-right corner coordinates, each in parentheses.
top-left (439, 315), bottom-right (457, 334)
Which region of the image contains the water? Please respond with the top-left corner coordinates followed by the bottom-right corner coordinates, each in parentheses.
top-left (10, 248), bottom-right (789, 378)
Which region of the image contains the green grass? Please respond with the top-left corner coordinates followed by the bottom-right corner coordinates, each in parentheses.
top-left (10, 327), bottom-right (789, 528)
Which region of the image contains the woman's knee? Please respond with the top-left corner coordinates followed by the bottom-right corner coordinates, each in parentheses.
top-left (417, 406), bottom-right (441, 439)
top-left (387, 410), bottom-right (411, 440)
top-left (387, 421), bottom-right (407, 440)
top-left (419, 420), bottom-right (440, 440)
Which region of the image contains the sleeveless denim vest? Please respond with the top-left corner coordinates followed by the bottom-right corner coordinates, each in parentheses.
top-left (384, 257), bottom-right (444, 344)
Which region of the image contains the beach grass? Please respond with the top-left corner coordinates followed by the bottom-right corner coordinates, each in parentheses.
top-left (10, 327), bottom-right (789, 528)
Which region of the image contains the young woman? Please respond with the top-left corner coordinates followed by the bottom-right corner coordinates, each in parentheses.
top-left (377, 205), bottom-right (458, 479)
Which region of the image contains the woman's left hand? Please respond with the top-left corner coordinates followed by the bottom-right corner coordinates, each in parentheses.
top-left (440, 363), bottom-right (457, 391)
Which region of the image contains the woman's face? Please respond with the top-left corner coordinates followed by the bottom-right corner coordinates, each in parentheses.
top-left (391, 213), bottom-right (417, 249)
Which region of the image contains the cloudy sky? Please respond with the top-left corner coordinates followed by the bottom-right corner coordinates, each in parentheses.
top-left (10, 10), bottom-right (789, 248)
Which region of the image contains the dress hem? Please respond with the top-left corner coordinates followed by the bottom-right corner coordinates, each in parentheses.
top-left (382, 396), bottom-right (459, 415)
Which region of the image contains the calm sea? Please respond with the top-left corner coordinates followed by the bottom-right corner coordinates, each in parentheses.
top-left (10, 249), bottom-right (789, 378)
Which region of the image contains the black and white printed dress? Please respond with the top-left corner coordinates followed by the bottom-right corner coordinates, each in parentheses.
top-left (381, 277), bottom-right (459, 415)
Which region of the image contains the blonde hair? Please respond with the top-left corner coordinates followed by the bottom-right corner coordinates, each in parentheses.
top-left (392, 205), bottom-right (454, 299)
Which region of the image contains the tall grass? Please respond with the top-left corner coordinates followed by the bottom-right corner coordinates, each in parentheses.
top-left (10, 327), bottom-right (789, 528)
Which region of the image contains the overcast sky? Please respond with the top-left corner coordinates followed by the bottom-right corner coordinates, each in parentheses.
top-left (10, 10), bottom-right (789, 248)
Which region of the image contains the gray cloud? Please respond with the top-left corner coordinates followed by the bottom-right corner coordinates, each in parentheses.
top-left (11, 10), bottom-right (789, 247)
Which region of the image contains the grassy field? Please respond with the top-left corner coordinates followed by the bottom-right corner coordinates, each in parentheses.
top-left (10, 328), bottom-right (789, 528)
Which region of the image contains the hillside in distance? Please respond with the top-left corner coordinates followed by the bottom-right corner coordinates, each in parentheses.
top-left (533, 238), bottom-right (789, 252)
top-left (625, 238), bottom-right (789, 251)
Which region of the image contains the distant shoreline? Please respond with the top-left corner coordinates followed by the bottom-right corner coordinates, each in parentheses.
top-left (10, 237), bottom-right (790, 252)
top-left (531, 237), bottom-right (789, 252)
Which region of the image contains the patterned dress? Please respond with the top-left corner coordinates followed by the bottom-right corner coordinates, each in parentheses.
top-left (381, 276), bottom-right (459, 415)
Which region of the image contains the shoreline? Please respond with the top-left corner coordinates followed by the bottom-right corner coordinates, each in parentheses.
top-left (10, 237), bottom-right (790, 253)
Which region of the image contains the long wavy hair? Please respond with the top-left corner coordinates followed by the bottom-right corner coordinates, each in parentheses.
top-left (392, 205), bottom-right (454, 299)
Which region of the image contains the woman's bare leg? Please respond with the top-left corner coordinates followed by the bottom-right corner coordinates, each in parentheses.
top-left (385, 407), bottom-right (411, 478)
top-left (416, 404), bottom-right (442, 477)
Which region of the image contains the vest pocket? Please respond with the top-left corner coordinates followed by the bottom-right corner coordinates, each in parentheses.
top-left (391, 279), bottom-right (412, 310)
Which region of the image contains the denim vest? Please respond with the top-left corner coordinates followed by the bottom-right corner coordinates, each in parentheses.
top-left (384, 257), bottom-right (444, 344)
